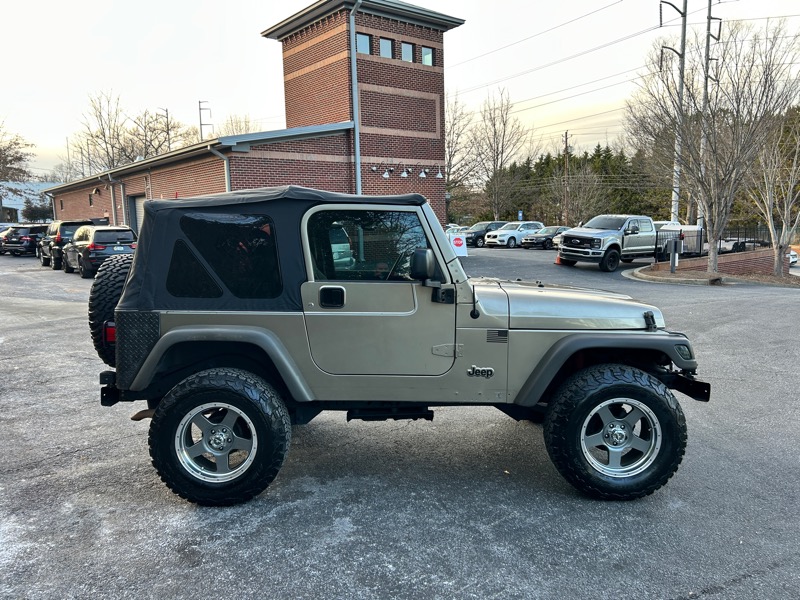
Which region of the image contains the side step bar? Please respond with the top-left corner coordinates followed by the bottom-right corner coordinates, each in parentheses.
top-left (347, 407), bottom-right (434, 422)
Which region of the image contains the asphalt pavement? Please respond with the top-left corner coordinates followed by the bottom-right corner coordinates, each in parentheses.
top-left (1, 249), bottom-right (798, 600)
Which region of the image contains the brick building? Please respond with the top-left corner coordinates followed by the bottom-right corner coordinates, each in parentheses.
top-left (47, 0), bottom-right (463, 229)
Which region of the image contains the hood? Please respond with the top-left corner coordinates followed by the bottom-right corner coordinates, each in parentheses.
top-left (492, 280), bottom-right (665, 330)
top-left (563, 226), bottom-right (617, 237)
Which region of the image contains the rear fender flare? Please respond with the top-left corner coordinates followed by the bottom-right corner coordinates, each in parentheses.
top-left (129, 325), bottom-right (315, 402)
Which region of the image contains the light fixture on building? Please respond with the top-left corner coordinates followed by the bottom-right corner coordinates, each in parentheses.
top-left (371, 164), bottom-right (394, 178)
top-left (400, 166), bottom-right (413, 178)
top-left (418, 167), bottom-right (428, 178)
top-left (435, 165), bottom-right (444, 179)
top-left (383, 167), bottom-right (394, 179)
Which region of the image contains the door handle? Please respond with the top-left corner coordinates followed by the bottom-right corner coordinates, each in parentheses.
top-left (319, 286), bottom-right (345, 308)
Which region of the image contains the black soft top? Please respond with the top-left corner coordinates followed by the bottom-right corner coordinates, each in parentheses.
top-left (118, 186), bottom-right (428, 312)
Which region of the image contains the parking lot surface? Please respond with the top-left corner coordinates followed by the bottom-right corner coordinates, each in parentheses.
top-left (1, 249), bottom-right (799, 599)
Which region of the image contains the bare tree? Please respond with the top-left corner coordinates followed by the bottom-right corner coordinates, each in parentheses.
top-left (444, 94), bottom-right (476, 189)
top-left (546, 163), bottom-right (605, 226)
top-left (216, 114), bottom-right (258, 137)
top-left (470, 89), bottom-right (532, 220)
top-left (748, 109), bottom-right (800, 276)
top-left (626, 21), bottom-right (800, 272)
top-left (0, 123), bottom-right (35, 218)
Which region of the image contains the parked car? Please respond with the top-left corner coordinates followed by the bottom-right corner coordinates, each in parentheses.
top-left (552, 231), bottom-right (565, 249)
top-left (463, 221), bottom-right (507, 247)
top-left (62, 225), bottom-right (138, 278)
top-left (484, 221), bottom-right (544, 248)
top-left (788, 248), bottom-right (798, 266)
top-left (38, 219), bottom-right (95, 270)
top-left (1, 224), bottom-right (47, 256)
top-left (521, 225), bottom-right (570, 250)
top-left (0, 225), bottom-right (18, 254)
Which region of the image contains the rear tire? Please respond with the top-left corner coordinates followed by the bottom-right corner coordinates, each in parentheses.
top-left (149, 368), bottom-right (291, 506)
top-left (39, 248), bottom-right (50, 267)
top-left (88, 254), bottom-right (133, 367)
top-left (543, 364), bottom-right (687, 500)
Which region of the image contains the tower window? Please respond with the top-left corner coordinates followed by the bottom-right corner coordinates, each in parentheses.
top-left (401, 42), bottom-right (414, 62)
top-left (356, 33), bottom-right (371, 55)
top-left (421, 46), bottom-right (434, 66)
top-left (379, 38), bottom-right (393, 59)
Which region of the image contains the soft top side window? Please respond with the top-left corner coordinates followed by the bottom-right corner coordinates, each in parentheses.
top-left (175, 212), bottom-right (282, 299)
top-left (307, 210), bottom-right (430, 281)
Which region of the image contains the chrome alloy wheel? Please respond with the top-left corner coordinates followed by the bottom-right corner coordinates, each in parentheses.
top-left (174, 402), bottom-right (259, 483)
top-left (580, 398), bottom-right (662, 478)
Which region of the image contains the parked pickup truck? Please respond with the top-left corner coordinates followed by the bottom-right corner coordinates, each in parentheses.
top-left (558, 215), bottom-right (656, 272)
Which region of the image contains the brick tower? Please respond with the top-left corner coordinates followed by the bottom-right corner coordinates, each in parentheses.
top-left (262, 0), bottom-right (464, 220)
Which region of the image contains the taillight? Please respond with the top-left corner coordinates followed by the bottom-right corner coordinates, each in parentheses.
top-left (130, 243), bottom-right (137, 249)
top-left (104, 322), bottom-right (116, 344)
top-left (88, 243), bottom-right (107, 251)
top-left (55, 233), bottom-right (62, 243)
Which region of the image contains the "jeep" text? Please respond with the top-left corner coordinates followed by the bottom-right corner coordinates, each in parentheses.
top-left (467, 365), bottom-right (494, 379)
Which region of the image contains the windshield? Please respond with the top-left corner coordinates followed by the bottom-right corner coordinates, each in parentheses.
top-left (468, 222), bottom-right (490, 231)
top-left (537, 226), bottom-right (559, 235)
top-left (583, 216), bottom-right (626, 230)
top-left (499, 223), bottom-right (521, 231)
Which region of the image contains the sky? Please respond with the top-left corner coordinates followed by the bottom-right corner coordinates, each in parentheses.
top-left (2, 0), bottom-right (798, 178)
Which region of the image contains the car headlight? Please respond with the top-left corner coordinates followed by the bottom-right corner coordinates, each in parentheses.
top-left (592, 239), bottom-right (602, 249)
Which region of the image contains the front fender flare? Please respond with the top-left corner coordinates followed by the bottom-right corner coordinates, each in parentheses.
top-left (514, 331), bottom-right (699, 406)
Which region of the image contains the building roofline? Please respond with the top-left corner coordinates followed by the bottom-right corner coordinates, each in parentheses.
top-left (44, 121), bottom-right (355, 195)
top-left (261, 0), bottom-right (464, 40)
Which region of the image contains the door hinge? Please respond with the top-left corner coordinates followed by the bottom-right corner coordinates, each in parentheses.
top-left (432, 344), bottom-right (463, 357)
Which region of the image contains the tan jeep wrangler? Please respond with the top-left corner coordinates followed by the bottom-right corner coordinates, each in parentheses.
top-left (90, 186), bottom-right (710, 506)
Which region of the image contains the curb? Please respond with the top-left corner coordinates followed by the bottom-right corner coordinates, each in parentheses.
top-left (623, 266), bottom-right (725, 286)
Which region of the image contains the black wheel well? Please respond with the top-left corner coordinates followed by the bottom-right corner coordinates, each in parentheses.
top-left (138, 341), bottom-right (294, 408)
top-left (537, 347), bottom-right (671, 408)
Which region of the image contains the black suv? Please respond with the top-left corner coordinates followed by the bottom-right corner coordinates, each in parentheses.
top-left (62, 225), bottom-right (137, 278)
top-left (463, 221), bottom-right (507, 247)
top-left (1, 224), bottom-right (47, 256)
top-left (38, 219), bottom-right (94, 269)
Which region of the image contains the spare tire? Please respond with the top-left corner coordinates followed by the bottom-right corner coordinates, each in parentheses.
top-left (88, 254), bottom-right (133, 367)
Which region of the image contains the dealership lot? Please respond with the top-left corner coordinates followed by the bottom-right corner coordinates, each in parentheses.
top-left (1, 249), bottom-right (799, 600)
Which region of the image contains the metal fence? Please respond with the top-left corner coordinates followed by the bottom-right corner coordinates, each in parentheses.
top-left (654, 226), bottom-right (773, 262)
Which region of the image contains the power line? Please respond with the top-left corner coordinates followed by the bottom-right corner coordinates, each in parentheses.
top-left (448, 0), bottom-right (624, 69)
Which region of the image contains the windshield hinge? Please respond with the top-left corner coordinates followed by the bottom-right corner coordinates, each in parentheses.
top-left (432, 344), bottom-right (463, 357)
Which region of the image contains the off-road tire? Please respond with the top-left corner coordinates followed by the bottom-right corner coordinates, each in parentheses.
top-left (599, 249), bottom-right (620, 272)
top-left (149, 368), bottom-right (292, 506)
top-left (88, 254), bottom-right (133, 367)
top-left (543, 364), bottom-right (687, 500)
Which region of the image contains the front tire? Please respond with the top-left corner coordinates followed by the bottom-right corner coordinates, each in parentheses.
top-left (476, 237), bottom-right (485, 248)
top-left (39, 248), bottom-right (50, 267)
top-left (149, 368), bottom-right (292, 506)
top-left (507, 237), bottom-right (517, 249)
top-left (543, 364), bottom-right (687, 500)
top-left (599, 249), bottom-right (620, 272)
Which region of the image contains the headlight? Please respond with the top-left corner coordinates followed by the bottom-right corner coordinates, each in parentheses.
top-left (592, 238), bottom-right (602, 249)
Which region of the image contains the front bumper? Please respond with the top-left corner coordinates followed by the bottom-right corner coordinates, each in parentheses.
top-left (559, 247), bottom-right (604, 262)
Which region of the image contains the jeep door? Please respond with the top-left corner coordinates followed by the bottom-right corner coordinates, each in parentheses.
top-left (301, 207), bottom-right (457, 376)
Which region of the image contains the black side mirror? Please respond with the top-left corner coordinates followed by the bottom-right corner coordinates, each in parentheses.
top-left (410, 248), bottom-right (435, 281)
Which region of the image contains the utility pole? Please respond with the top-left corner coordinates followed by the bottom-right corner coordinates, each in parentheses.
top-left (562, 130), bottom-right (571, 224)
top-left (198, 101), bottom-right (212, 141)
top-left (661, 0), bottom-right (688, 223)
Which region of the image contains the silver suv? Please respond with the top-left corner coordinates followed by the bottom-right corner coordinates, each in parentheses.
top-left (91, 186), bottom-right (710, 506)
